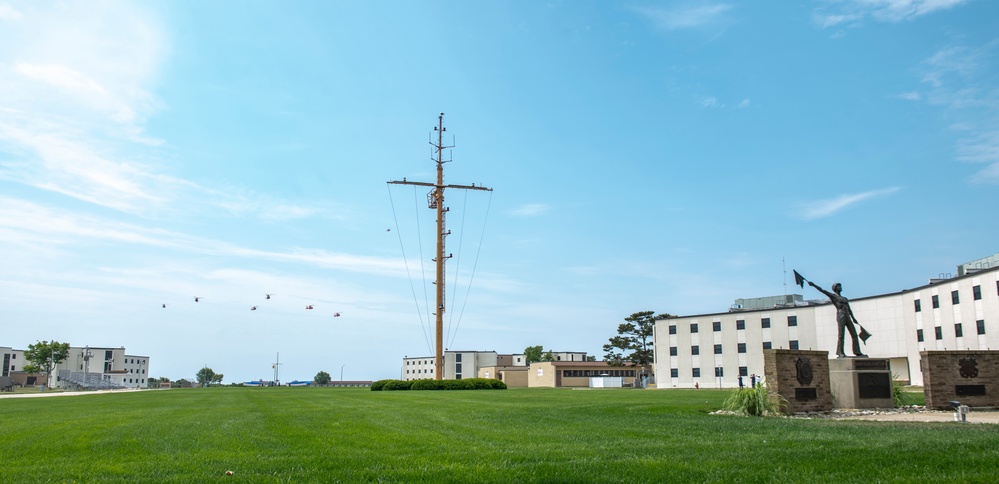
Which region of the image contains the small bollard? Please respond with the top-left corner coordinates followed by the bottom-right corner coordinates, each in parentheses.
top-left (959, 405), bottom-right (969, 423)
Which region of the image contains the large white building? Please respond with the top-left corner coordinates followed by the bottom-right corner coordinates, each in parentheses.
top-left (1, 345), bottom-right (150, 389)
top-left (653, 261), bottom-right (999, 388)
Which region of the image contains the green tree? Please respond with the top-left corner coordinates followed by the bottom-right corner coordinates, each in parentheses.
top-left (541, 351), bottom-right (555, 362)
top-left (603, 311), bottom-right (671, 369)
top-left (585, 355), bottom-right (596, 362)
top-left (23, 340), bottom-right (70, 388)
top-left (523, 345), bottom-right (544, 363)
top-left (196, 366), bottom-right (223, 387)
top-left (314, 371), bottom-right (332, 385)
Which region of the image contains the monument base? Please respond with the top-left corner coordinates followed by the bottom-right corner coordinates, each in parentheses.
top-left (922, 350), bottom-right (999, 410)
top-left (763, 349), bottom-right (832, 413)
top-left (829, 358), bottom-right (893, 409)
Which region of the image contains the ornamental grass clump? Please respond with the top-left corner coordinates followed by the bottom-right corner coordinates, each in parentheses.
top-left (722, 385), bottom-right (785, 417)
top-left (891, 374), bottom-right (909, 407)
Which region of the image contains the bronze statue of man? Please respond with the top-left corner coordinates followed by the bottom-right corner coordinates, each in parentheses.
top-left (809, 281), bottom-right (867, 358)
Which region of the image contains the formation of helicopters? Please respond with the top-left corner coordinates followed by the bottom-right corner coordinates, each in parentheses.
top-left (162, 294), bottom-right (341, 317)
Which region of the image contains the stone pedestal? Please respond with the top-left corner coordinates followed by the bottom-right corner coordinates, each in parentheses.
top-left (829, 358), bottom-right (893, 409)
top-left (763, 349), bottom-right (832, 413)
top-left (921, 350), bottom-right (999, 410)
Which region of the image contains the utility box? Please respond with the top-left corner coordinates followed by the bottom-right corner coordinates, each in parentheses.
top-left (589, 376), bottom-right (623, 388)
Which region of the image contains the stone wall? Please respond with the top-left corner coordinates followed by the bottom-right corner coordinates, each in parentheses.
top-left (921, 350), bottom-right (999, 410)
top-left (763, 349), bottom-right (832, 413)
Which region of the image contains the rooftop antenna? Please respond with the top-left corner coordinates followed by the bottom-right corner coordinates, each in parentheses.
top-left (272, 352), bottom-right (282, 386)
top-left (388, 113), bottom-right (492, 380)
top-left (782, 257), bottom-right (787, 298)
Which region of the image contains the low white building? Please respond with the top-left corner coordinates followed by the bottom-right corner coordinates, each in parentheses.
top-left (653, 260), bottom-right (999, 388)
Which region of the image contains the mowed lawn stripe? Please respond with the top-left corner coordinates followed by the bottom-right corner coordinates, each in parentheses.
top-left (2, 387), bottom-right (998, 482)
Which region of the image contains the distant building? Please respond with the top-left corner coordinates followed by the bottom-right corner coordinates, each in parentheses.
top-left (403, 350), bottom-right (591, 386)
top-left (653, 256), bottom-right (999, 388)
top-left (528, 361), bottom-right (640, 388)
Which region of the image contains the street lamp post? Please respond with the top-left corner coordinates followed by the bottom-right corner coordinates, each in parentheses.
top-left (340, 364), bottom-right (345, 386)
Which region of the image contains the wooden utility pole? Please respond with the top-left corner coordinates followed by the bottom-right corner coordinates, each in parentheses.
top-left (388, 113), bottom-right (492, 380)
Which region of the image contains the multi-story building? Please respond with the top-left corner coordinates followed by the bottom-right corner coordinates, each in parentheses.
top-left (653, 258), bottom-right (999, 388)
top-left (402, 350), bottom-right (502, 381)
top-left (402, 350), bottom-right (590, 382)
top-left (0, 345), bottom-right (150, 389)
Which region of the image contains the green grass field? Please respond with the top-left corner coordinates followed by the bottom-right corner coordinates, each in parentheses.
top-left (1, 387), bottom-right (996, 483)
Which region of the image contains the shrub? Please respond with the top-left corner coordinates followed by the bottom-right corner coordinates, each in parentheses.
top-left (370, 379), bottom-right (392, 391)
top-left (373, 378), bottom-right (507, 391)
top-left (410, 379), bottom-right (444, 391)
top-left (382, 380), bottom-right (413, 391)
top-left (892, 374), bottom-right (909, 407)
top-left (723, 385), bottom-right (785, 416)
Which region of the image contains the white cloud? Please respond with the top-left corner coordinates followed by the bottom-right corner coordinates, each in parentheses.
top-left (509, 203), bottom-right (551, 217)
top-left (970, 161), bottom-right (999, 184)
top-left (701, 96), bottom-right (722, 108)
top-left (0, 197), bottom-right (405, 277)
top-left (814, 0), bottom-right (969, 28)
top-left (631, 2), bottom-right (733, 31)
top-left (911, 42), bottom-right (999, 185)
top-left (894, 91), bottom-right (922, 101)
top-left (737, 98), bottom-right (751, 108)
top-left (796, 187), bottom-right (902, 220)
top-left (0, 3), bottom-right (23, 21)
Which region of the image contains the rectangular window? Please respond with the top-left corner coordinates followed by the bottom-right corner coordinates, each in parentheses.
top-left (973, 285), bottom-right (982, 300)
top-left (713, 321), bottom-right (721, 332)
top-left (690, 323), bottom-right (698, 333)
top-left (691, 346), bottom-right (700, 356)
top-left (934, 327), bottom-right (942, 340)
top-left (692, 368), bottom-right (700, 378)
top-left (715, 367), bottom-right (724, 377)
top-left (455, 363), bottom-right (462, 373)
top-left (952, 290), bottom-right (960, 305)
top-left (978, 320), bottom-right (986, 335)
top-left (669, 346), bottom-right (677, 356)
top-left (789, 340), bottom-right (799, 350)
top-left (914, 299), bottom-right (921, 312)
top-left (739, 366), bottom-right (748, 377)
top-left (738, 343), bottom-right (747, 354)
top-left (736, 320), bottom-right (745, 330)
top-left (669, 325), bottom-right (676, 335)
top-left (955, 323), bottom-right (964, 338)
top-left (670, 368), bottom-right (678, 378)
top-left (455, 354), bottom-right (462, 362)
top-left (762, 342), bottom-right (772, 350)
top-left (917, 329), bottom-right (924, 342)
top-left (932, 295), bottom-right (939, 308)
top-left (787, 316), bottom-right (797, 327)
top-left (761, 318), bottom-right (771, 328)
top-left (714, 344), bottom-right (723, 355)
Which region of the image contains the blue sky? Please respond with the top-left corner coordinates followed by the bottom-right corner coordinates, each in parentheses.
top-left (1, 0), bottom-right (997, 383)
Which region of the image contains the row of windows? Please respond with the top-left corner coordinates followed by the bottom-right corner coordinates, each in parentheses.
top-left (404, 369), bottom-right (436, 374)
top-left (405, 360), bottom-right (434, 366)
top-left (670, 316), bottom-right (798, 334)
top-left (916, 320), bottom-right (987, 342)
top-left (562, 370), bottom-right (636, 377)
top-left (670, 367), bottom-right (751, 378)
top-left (915, 284), bottom-right (996, 312)
top-left (124, 358), bottom-right (146, 365)
top-left (670, 341), bottom-right (799, 356)
top-left (127, 369), bottom-right (146, 374)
